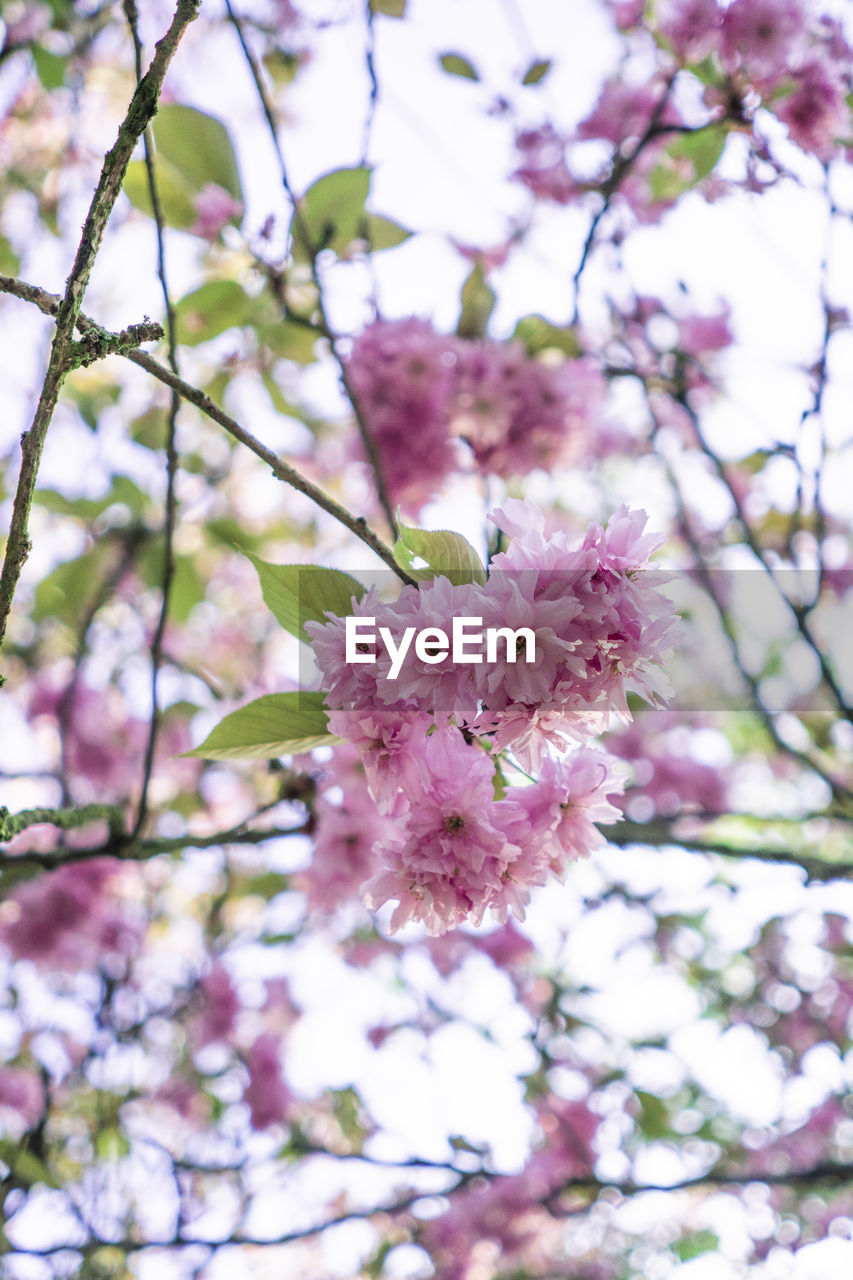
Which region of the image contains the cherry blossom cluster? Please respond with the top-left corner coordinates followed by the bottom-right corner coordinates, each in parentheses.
top-left (0, 860), bottom-right (139, 971)
top-left (345, 317), bottom-right (607, 510)
top-left (305, 501), bottom-right (678, 935)
top-left (608, 716), bottom-right (730, 821)
top-left (171, 965), bottom-right (294, 1132)
top-left (291, 739), bottom-right (395, 913)
top-left (515, 0), bottom-right (853, 223)
top-left (654, 0), bottom-right (853, 162)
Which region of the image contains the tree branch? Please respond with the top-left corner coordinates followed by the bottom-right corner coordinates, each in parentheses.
top-left (0, 0), bottom-right (200, 670)
top-left (606, 818), bottom-right (853, 882)
top-left (223, 0), bottom-right (400, 536)
top-left (0, 273), bottom-right (416, 585)
top-left (0, 813), bottom-right (310, 868)
top-left (123, 0), bottom-right (183, 840)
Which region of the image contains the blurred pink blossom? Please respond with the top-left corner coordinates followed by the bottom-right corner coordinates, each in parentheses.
top-left (189, 183), bottom-right (243, 240)
top-left (0, 1067), bottom-right (43, 1128)
top-left (243, 1033), bottom-right (291, 1130)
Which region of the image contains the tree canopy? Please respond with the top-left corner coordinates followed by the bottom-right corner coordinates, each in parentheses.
top-left (1, 0), bottom-right (853, 1276)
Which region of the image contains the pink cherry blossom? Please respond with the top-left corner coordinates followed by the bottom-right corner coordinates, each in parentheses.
top-left (293, 745), bottom-right (392, 912)
top-left (473, 919), bottom-right (535, 968)
top-left (243, 1033), bottom-right (291, 1131)
top-left (720, 0), bottom-right (806, 86)
top-left (513, 124), bottom-right (580, 204)
top-left (611, 0), bottom-right (645, 31)
top-left (305, 584), bottom-right (399, 710)
top-left (363, 728), bottom-right (531, 934)
top-left (608, 719), bottom-right (729, 817)
top-left (190, 964), bottom-right (240, 1048)
top-left (189, 182), bottom-right (243, 240)
top-left (345, 317), bottom-right (460, 511)
top-left (658, 0), bottom-right (722, 63)
top-left (0, 1067), bottom-right (44, 1129)
top-left (327, 703), bottom-right (434, 811)
top-left (451, 342), bottom-right (607, 478)
top-left (307, 501), bottom-right (675, 931)
top-left (363, 575), bottom-right (486, 724)
top-left (474, 572), bottom-right (579, 707)
top-left (153, 1078), bottom-right (210, 1126)
top-left (29, 673), bottom-right (149, 804)
top-left (775, 60), bottom-right (849, 159)
top-left (0, 859), bottom-right (139, 971)
top-left (678, 307), bottom-right (732, 357)
top-left (576, 80), bottom-right (667, 147)
top-left (512, 749), bottom-right (625, 872)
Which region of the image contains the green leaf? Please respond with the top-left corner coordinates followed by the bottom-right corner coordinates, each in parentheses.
top-left (79, 1245), bottom-right (132, 1279)
top-left (331, 1086), bottom-right (366, 1152)
top-left (457, 262), bottom-right (496, 340)
top-left (130, 407), bottom-right (168, 451)
top-left (34, 475), bottom-right (147, 523)
top-left (123, 158), bottom-right (198, 231)
top-left (363, 212), bottom-right (413, 251)
top-left (174, 281), bottom-right (319, 360)
top-left (0, 861), bottom-right (43, 893)
top-left (685, 54), bottom-right (723, 87)
top-left (513, 314), bottom-right (580, 358)
top-left (185, 692), bottom-right (337, 760)
top-left (240, 871), bottom-right (290, 900)
top-left (674, 1231), bottom-right (719, 1261)
top-left (647, 161), bottom-right (689, 205)
top-left (255, 319), bottom-right (319, 364)
top-left (95, 1128), bottom-right (130, 1160)
top-left (364, 1242), bottom-right (395, 1280)
top-left (439, 53), bottom-right (479, 81)
top-left (449, 1134), bottom-right (486, 1153)
top-left (140, 549), bottom-right (205, 624)
top-left (370, 0), bottom-right (406, 14)
top-left (174, 279), bottom-right (256, 346)
top-left (668, 123), bottom-right (728, 180)
top-left (291, 166), bottom-right (372, 262)
top-left (394, 517), bottom-right (487, 586)
top-left (32, 45), bottom-right (67, 89)
top-left (0, 1140), bottom-right (60, 1189)
top-left (152, 104), bottom-right (243, 205)
top-left (521, 58), bottom-right (551, 85)
top-left (246, 555), bottom-right (366, 641)
top-left (64, 370), bottom-right (122, 431)
top-left (122, 105), bottom-right (243, 233)
top-left (634, 1089), bottom-right (670, 1140)
top-left (33, 540), bottom-right (122, 623)
top-left (262, 48), bottom-right (303, 88)
top-left (0, 234), bottom-right (20, 275)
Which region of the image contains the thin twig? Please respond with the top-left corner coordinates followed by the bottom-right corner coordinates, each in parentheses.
top-left (11, 1159), bottom-right (853, 1260)
top-left (0, 274), bottom-right (416, 584)
top-left (362, 0), bottom-right (379, 164)
top-left (672, 382), bottom-right (852, 723)
top-left (222, 0), bottom-right (399, 535)
top-left (644, 397), bottom-right (850, 808)
top-left (123, 0), bottom-right (183, 839)
top-left (571, 75), bottom-right (678, 324)
top-left (126, 345), bottom-right (413, 579)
